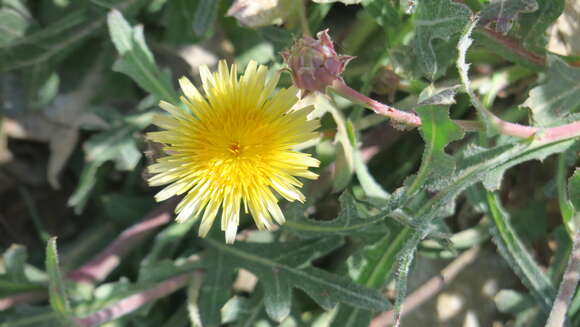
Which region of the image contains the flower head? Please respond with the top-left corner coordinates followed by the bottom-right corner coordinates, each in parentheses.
top-left (281, 29), bottom-right (354, 97)
top-left (147, 61), bottom-right (320, 243)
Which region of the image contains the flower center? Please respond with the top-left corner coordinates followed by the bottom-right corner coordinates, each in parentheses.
top-left (228, 142), bottom-right (241, 156)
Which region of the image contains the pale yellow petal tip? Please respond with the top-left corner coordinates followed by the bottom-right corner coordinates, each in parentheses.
top-left (225, 223), bottom-right (238, 244)
top-left (178, 77), bottom-right (195, 95)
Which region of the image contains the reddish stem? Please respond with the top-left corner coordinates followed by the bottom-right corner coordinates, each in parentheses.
top-left (546, 231), bottom-right (580, 327)
top-left (331, 79), bottom-right (422, 127)
top-left (482, 29), bottom-right (546, 68)
top-left (75, 272), bottom-right (193, 327)
top-left (330, 79), bottom-right (580, 143)
top-left (0, 290), bottom-right (47, 310)
top-left (67, 199), bottom-right (177, 283)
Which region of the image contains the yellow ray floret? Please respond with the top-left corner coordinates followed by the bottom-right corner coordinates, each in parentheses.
top-left (147, 60), bottom-right (320, 243)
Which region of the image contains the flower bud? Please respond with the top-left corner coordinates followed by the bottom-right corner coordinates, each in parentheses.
top-left (281, 30), bottom-right (354, 97)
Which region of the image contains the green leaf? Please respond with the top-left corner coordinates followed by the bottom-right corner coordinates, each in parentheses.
top-left (392, 232), bottom-right (423, 325)
top-left (353, 147), bottom-right (390, 200)
top-left (478, 0), bottom-right (539, 34)
top-left (67, 161), bottom-right (100, 214)
top-left (107, 9), bottom-right (179, 104)
top-left (514, 0), bottom-right (565, 53)
top-left (221, 287), bottom-right (269, 325)
top-left (484, 191), bottom-right (556, 313)
top-left (313, 94), bottom-right (355, 192)
top-left (284, 192), bottom-right (388, 239)
top-left (2, 245), bottom-right (27, 283)
top-left (413, 0), bottom-right (471, 79)
top-left (411, 105), bottom-right (464, 194)
top-left (457, 17), bottom-right (499, 134)
top-left (0, 9), bottom-right (91, 71)
top-left (348, 121), bottom-right (390, 200)
top-left (524, 56), bottom-right (580, 127)
top-left (361, 0), bottom-right (401, 27)
top-left (198, 250), bottom-right (234, 327)
top-left (139, 218), bottom-right (197, 278)
top-left (415, 137), bottom-right (576, 223)
top-left (0, 1), bottom-right (32, 47)
top-left (160, 0), bottom-right (199, 44)
top-left (334, 225), bottom-right (412, 326)
top-left (0, 307), bottom-right (62, 327)
top-left (45, 237), bottom-right (72, 323)
top-left (568, 169), bottom-right (580, 231)
top-left (84, 116), bottom-right (150, 171)
top-left (308, 2), bottom-right (331, 32)
top-left (495, 289), bottom-right (535, 314)
top-left (193, 0), bottom-right (220, 37)
top-left (68, 111), bottom-right (152, 213)
top-left (201, 237), bottom-right (391, 323)
top-left (312, 0), bottom-right (361, 4)
top-left (417, 85), bottom-right (462, 106)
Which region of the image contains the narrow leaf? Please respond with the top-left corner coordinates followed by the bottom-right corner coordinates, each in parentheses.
top-left (485, 191), bottom-right (556, 313)
top-left (193, 0), bottom-right (220, 37)
top-left (107, 9), bottom-right (179, 104)
top-left (3, 245), bottom-right (27, 283)
top-left (568, 169), bottom-right (580, 231)
top-left (334, 225), bottom-right (412, 326)
top-left (45, 237), bottom-right (72, 323)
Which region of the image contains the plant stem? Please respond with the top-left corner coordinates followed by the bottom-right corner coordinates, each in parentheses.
top-left (0, 290), bottom-right (47, 310)
top-left (75, 272), bottom-right (192, 327)
top-left (331, 79), bottom-right (421, 127)
top-left (297, 0), bottom-right (311, 37)
top-left (67, 199), bottom-right (177, 283)
top-left (546, 231), bottom-right (580, 327)
top-left (330, 79), bottom-right (580, 142)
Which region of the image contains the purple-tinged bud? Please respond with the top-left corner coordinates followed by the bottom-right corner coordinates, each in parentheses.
top-left (281, 29), bottom-right (354, 97)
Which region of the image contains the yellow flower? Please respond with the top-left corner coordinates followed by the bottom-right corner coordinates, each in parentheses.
top-left (147, 60), bottom-right (320, 243)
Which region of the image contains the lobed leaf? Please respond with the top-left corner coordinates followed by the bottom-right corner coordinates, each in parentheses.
top-left (524, 56), bottom-right (580, 127)
top-left (514, 0), bottom-right (564, 53)
top-left (413, 0), bottom-right (471, 80)
top-left (412, 105), bottom-right (464, 193)
top-left (284, 192), bottom-right (388, 239)
top-left (478, 0), bottom-right (539, 34)
top-left (201, 236), bottom-right (391, 323)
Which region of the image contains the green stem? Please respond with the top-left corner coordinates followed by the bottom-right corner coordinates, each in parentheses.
top-left (557, 154), bottom-right (576, 234)
top-left (297, 0), bottom-right (311, 37)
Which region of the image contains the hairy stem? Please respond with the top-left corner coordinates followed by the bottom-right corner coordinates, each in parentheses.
top-left (330, 79), bottom-right (580, 142)
top-left (546, 231), bottom-right (580, 327)
top-left (67, 199), bottom-right (177, 283)
top-left (75, 272), bottom-right (192, 327)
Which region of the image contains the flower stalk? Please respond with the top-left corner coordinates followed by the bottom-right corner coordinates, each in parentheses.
top-left (283, 29), bottom-right (580, 143)
top-left (329, 78), bottom-right (580, 143)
